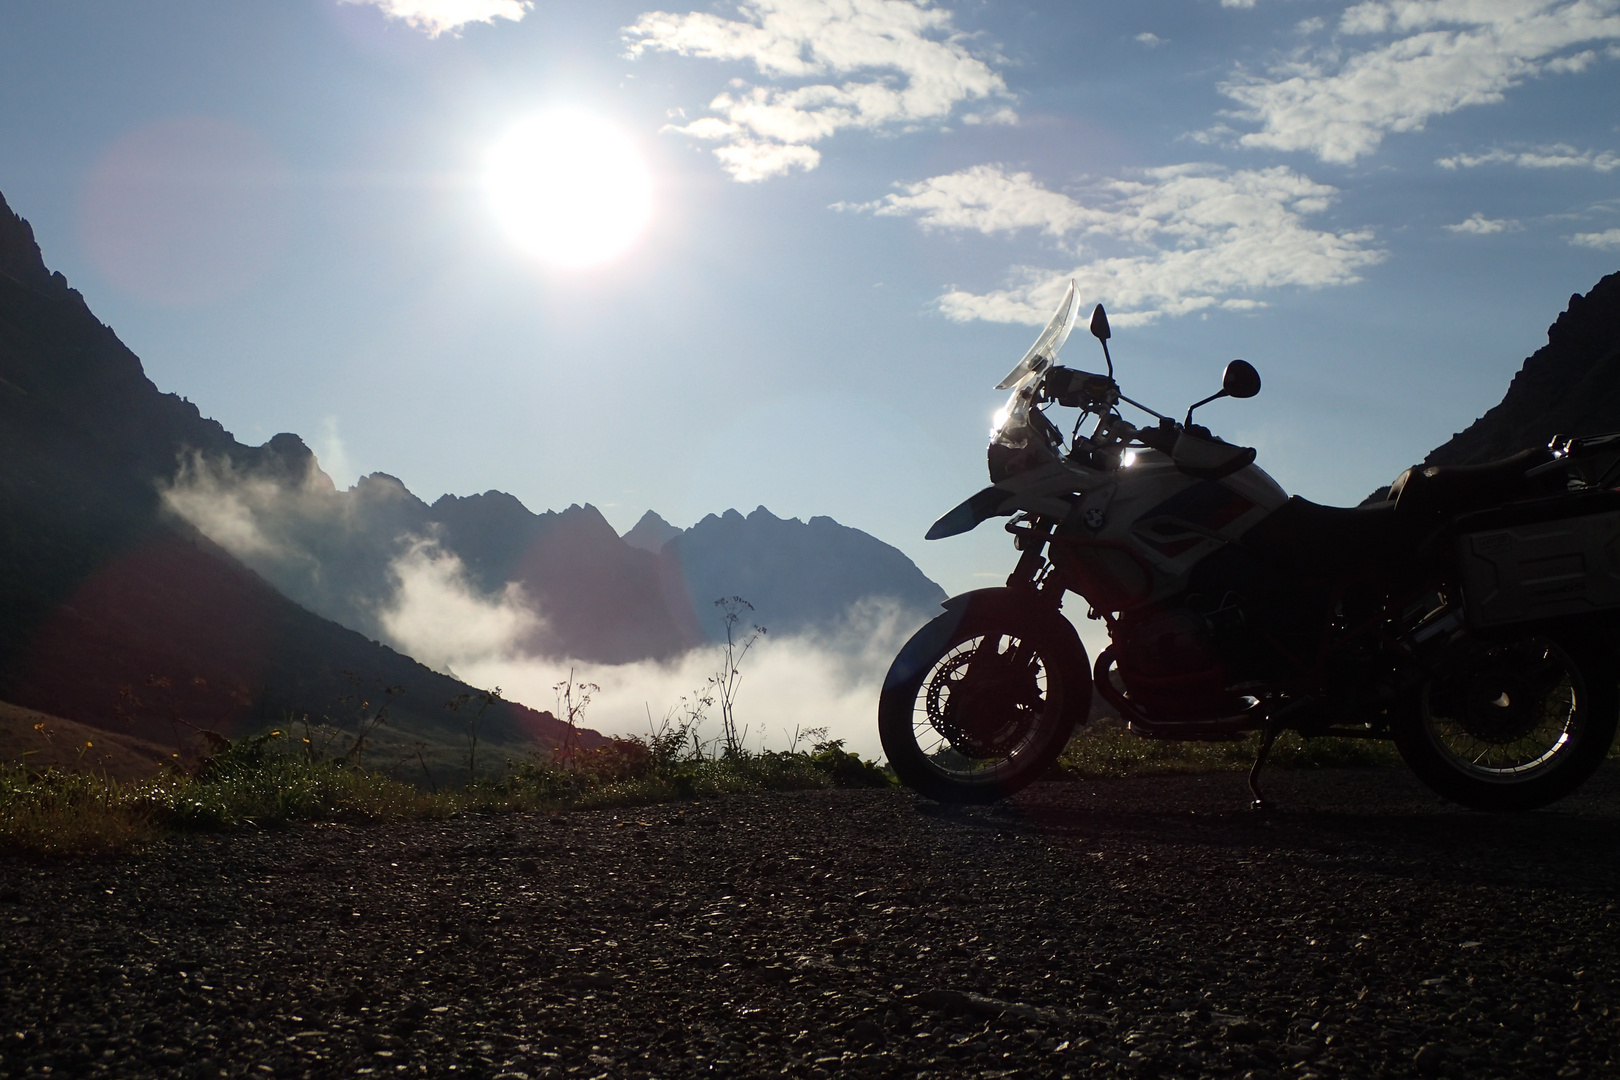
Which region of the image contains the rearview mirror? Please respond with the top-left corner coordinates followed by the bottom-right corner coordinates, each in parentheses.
top-left (1222, 359), bottom-right (1261, 399)
top-left (1089, 304), bottom-right (1111, 341)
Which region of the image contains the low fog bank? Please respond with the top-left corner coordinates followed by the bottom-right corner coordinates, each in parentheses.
top-left (377, 516), bottom-right (930, 761)
top-left (451, 599), bottom-right (928, 763)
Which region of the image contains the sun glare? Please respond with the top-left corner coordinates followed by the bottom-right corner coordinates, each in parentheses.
top-left (485, 110), bottom-right (653, 269)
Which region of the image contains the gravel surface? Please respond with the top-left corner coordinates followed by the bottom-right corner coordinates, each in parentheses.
top-left (4, 765), bottom-right (1620, 1079)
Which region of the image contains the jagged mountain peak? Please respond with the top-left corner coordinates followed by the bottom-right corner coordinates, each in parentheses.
top-left (432, 488), bottom-right (531, 513)
top-left (668, 502), bottom-right (946, 640)
top-left (239, 432), bottom-right (324, 489)
top-left (553, 503), bottom-right (619, 537)
top-left (352, 472), bottom-right (427, 512)
top-left (622, 510), bottom-right (681, 554)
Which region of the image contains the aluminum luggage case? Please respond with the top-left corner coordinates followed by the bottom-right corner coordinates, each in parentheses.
top-left (1458, 509), bottom-right (1620, 627)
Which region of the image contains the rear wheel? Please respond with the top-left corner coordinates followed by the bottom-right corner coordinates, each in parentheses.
top-left (879, 596), bottom-right (1087, 803)
top-left (1394, 630), bottom-right (1617, 811)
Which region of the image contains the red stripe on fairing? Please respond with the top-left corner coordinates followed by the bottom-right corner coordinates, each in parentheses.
top-left (1145, 481), bottom-right (1256, 532)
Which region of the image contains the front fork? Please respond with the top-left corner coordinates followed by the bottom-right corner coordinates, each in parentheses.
top-left (1005, 515), bottom-right (1057, 594)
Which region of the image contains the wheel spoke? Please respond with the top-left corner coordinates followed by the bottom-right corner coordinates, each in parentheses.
top-left (1424, 636), bottom-right (1581, 779)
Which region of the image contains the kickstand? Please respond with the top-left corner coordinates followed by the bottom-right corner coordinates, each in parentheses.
top-left (1248, 727), bottom-right (1279, 812)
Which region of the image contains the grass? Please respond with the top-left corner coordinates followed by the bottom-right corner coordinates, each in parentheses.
top-left (0, 729), bottom-right (891, 858)
top-left (3, 720), bottom-right (1409, 858)
top-left (0, 765), bottom-right (159, 857)
top-left (1058, 723), bottom-right (1402, 778)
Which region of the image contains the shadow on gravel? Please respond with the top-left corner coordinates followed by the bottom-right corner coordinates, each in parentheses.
top-left (913, 764), bottom-right (1620, 898)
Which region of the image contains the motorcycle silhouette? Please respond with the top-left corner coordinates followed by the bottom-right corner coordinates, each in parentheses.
top-left (880, 282), bottom-right (1620, 811)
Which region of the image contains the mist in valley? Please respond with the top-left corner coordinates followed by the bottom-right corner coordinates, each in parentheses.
top-left (162, 447), bottom-right (936, 762)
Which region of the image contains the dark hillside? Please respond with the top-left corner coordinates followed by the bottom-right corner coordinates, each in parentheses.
top-left (1424, 271), bottom-right (1620, 466)
top-left (0, 191), bottom-right (585, 750)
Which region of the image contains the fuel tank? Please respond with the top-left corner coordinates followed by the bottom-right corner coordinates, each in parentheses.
top-left (1048, 449), bottom-right (1288, 612)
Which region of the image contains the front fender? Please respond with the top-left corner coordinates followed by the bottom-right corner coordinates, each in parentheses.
top-left (926, 487), bottom-right (1013, 540)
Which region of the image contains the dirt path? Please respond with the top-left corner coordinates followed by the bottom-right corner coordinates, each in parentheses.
top-left (4, 766), bottom-right (1619, 1079)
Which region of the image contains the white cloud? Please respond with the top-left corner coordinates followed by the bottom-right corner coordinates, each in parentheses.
top-left (377, 538), bottom-right (543, 675)
top-left (854, 163), bottom-right (1382, 325)
top-left (1437, 143), bottom-right (1620, 171)
top-left (340, 0), bottom-right (531, 36)
top-left (162, 451), bottom-right (330, 564)
top-left (714, 136), bottom-right (824, 182)
top-left (1221, 1), bottom-right (1620, 163)
top-left (1445, 212), bottom-right (1522, 233)
top-left (845, 163), bottom-right (1111, 236)
top-left (1136, 32), bottom-right (1166, 47)
top-left (624, 0), bottom-right (1011, 181)
top-left (1571, 227), bottom-right (1620, 247)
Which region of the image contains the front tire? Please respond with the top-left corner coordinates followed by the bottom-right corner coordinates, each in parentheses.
top-left (1393, 628), bottom-right (1618, 811)
top-left (879, 592), bottom-right (1089, 803)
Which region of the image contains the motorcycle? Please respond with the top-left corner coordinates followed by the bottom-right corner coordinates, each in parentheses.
top-left (880, 281), bottom-right (1620, 811)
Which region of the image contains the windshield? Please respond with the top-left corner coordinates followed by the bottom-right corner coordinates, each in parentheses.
top-left (995, 279), bottom-right (1077, 390)
top-left (991, 279), bottom-right (1076, 453)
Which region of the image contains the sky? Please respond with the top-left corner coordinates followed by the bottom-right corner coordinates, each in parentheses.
top-left (3, 0), bottom-right (1620, 600)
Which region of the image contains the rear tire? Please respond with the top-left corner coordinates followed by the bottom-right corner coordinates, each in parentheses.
top-left (879, 592), bottom-right (1089, 804)
top-left (1393, 628), bottom-right (1617, 811)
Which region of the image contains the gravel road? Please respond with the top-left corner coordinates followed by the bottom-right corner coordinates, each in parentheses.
top-left (4, 765), bottom-right (1620, 1080)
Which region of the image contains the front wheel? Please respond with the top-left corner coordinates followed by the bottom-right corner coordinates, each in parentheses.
top-left (1393, 629), bottom-right (1618, 811)
top-left (879, 592), bottom-right (1089, 804)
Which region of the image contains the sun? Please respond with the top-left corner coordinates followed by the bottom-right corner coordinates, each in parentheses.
top-left (485, 110), bottom-right (653, 269)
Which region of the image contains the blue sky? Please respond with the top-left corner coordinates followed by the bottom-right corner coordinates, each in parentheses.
top-left (3, 0), bottom-right (1619, 596)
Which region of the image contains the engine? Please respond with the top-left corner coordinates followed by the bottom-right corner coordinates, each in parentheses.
top-left (1112, 605), bottom-right (1247, 719)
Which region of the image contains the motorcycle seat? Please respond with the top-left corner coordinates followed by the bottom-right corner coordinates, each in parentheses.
top-left (1387, 447), bottom-right (1563, 520)
top-left (1239, 496), bottom-right (1405, 576)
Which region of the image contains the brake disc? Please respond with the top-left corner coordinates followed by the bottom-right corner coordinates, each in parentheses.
top-left (925, 639), bottom-right (1042, 758)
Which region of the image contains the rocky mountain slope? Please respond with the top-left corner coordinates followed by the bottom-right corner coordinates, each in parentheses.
top-left (0, 191), bottom-right (580, 750)
top-left (1423, 271), bottom-right (1620, 466)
